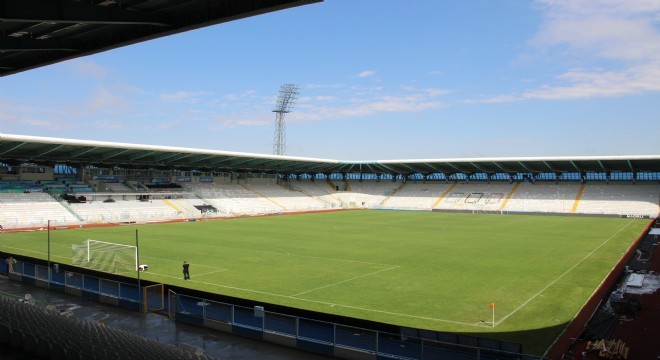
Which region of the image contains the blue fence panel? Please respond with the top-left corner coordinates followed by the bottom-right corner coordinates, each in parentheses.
top-left (457, 335), bottom-right (479, 348)
top-left (12, 261), bottom-right (24, 275)
top-left (66, 272), bottom-right (83, 288)
top-left (378, 333), bottom-right (422, 359)
top-left (422, 341), bottom-right (478, 360)
top-left (298, 318), bottom-right (333, 344)
top-left (234, 306), bottom-right (263, 329)
top-left (336, 325), bottom-right (376, 352)
top-left (480, 350), bottom-right (524, 360)
top-left (100, 279), bottom-right (120, 297)
top-left (119, 283), bottom-right (139, 302)
top-left (177, 295), bottom-right (204, 317)
top-left (50, 270), bottom-right (65, 284)
top-left (23, 262), bottom-right (36, 278)
top-left (265, 313), bottom-right (296, 336)
top-left (35, 265), bottom-right (49, 280)
top-left (0, 259), bottom-right (7, 273)
top-left (83, 276), bottom-right (100, 293)
top-left (205, 301), bottom-right (232, 323)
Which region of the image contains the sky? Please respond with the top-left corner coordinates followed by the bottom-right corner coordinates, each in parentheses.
top-left (1, 0), bottom-right (659, 161)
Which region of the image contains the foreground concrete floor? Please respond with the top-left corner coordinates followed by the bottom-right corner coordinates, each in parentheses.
top-left (0, 275), bottom-right (332, 359)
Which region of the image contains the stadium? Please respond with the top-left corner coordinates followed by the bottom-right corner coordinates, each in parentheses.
top-left (1, 1), bottom-right (660, 360)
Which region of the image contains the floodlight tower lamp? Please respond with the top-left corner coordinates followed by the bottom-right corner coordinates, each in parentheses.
top-left (272, 84), bottom-right (299, 156)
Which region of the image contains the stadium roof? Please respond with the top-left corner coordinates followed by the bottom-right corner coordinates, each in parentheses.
top-left (1, 133), bottom-right (659, 175)
top-left (0, 0), bottom-right (322, 77)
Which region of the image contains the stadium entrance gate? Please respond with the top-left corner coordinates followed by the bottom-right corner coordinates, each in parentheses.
top-left (168, 289), bottom-right (177, 318)
top-left (142, 283), bottom-right (164, 313)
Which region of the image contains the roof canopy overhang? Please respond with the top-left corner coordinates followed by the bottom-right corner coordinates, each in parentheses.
top-left (1, 133), bottom-right (659, 175)
top-left (0, 0), bottom-right (322, 77)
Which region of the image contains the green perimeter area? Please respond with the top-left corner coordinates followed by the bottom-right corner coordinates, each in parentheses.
top-left (0, 211), bottom-right (649, 355)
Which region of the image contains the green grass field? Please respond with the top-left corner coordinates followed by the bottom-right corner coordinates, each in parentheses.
top-left (0, 211), bottom-right (649, 354)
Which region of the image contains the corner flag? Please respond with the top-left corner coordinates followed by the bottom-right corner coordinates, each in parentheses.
top-left (489, 302), bottom-right (495, 327)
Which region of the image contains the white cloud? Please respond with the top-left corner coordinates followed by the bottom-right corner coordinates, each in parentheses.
top-left (474, 0), bottom-right (660, 101)
top-left (212, 115), bottom-right (271, 129)
top-left (522, 63), bottom-right (660, 99)
top-left (223, 90), bottom-right (257, 101)
top-left (89, 87), bottom-right (132, 111)
top-left (290, 91), bottom-right (446, 123)
top-left (160, 90), bottom-right (210, 104)
top-left (357, 70), bottom-right (377, 78)
top-left (0, 99), bottom-right (69, 130)
top-left (68, 59), bottom-right (109, 80)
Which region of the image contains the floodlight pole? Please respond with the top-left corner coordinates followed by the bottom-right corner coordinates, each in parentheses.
top-left (272, 84), bottom-right (299, 156)
top-left (136, 229), bottom-right (142, 311)
top-left (47, 220), bottom-right (51, 290)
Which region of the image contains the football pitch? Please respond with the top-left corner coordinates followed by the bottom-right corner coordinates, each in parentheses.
top-left (0, 211), bottom-right (649, 354)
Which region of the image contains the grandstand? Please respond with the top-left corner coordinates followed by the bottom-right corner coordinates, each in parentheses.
top-left (1, 176), bottom-right (658, 229)
top-left (1, 146), bottom-right (657, 230)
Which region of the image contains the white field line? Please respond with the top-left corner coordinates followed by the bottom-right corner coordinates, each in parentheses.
top-left (495, 220), bottom-right (634, 326)
top-left (0, 245), bottom-right (70, 262)
top-left (194, 269), bottom-right (227, 277)
top-left (148, 271), bottom-right (482, 328)
top-left (148, 269), bottom-right (226, 281)
top-left (138, 255), bottom-right (225, 270)
top-left (196, 243), bottom-right (398, 267)
top-left (291, 266), bottom-right (400, 297)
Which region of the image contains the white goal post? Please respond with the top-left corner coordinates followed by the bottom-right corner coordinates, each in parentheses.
top-left (73, 239), bottom-right (138, 274)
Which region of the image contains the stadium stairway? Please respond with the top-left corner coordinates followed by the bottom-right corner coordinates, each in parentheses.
top-left (238, 183), bottom-right (286, 209)
top-left (162, 199), bottom-right (183, 212)
top-left (499, 182), bottom-right (520, 211)
top-left (432, 183), bottom-right (457, 208)
top-left (571, 183), bottom-right (587, 213)
top-left (379, 182), bottom-right (407, 206)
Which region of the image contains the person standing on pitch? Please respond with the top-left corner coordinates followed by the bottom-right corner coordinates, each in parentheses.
top-left (182, 261), bottom-right (190, 280)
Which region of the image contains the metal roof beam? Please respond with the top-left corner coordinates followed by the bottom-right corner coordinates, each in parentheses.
top-left (0, 0), bottom-right (170, 26)
top-left (34, 144), bottom-right (64, 157)
top-left (517, 161), bottom-right (532, 173)
top-left (67, 146), bottom-right (97, 158)
top-left (468, 162), bottom-right (487, 173)
top-left (490, 162), bottom-right (509, 173)
top-left (443, 162), bottom-right (463, 173)
top-left (0, 37), bottom-right (78, 52)
top-left (184, 154), bottom-right (217, 164)
top-left (204, 157), bottom-right (253, 168)
top-left (0, 141), bottom-right (26, 155)
top-left (151, 152), bottom-right (183, 162)
top-left (569, 161), bottom-right (581, 172)
top-left (98, 148), bottom-right (131, 160)
top-left (165, 153), bottom-right (198, 164)
top-left (128, 150), bottom-right (157, 161)
top-left (542, 161), bottom-right (556, 172)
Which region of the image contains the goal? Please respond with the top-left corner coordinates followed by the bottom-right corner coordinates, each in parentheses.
top-left (72, 239), bottom-right (138, 274)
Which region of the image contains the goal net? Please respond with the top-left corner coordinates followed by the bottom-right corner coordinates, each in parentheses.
top-left (72, 239), bottom-right (138, 274)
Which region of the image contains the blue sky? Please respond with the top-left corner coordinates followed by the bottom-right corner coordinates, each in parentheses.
top-left (1, 0), bottom-right (659, 160)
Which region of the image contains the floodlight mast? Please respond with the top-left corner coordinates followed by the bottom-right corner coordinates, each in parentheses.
top-left (272, 84), bottom-right (299, 156)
